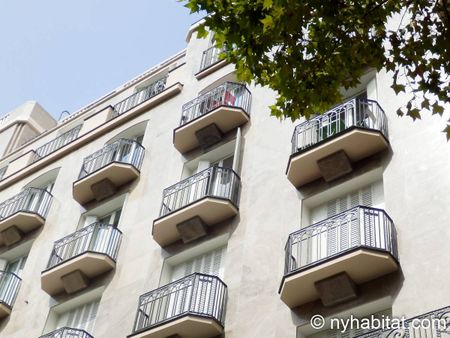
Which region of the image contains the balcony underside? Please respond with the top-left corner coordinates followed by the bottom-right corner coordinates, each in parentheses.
top-left (195, 59), bottom-right (229, 80)
top-left (287, 128), bottom-right (388, 188)
top-left (130, 315), bottom-right (223, 338)
top-left (280, 248), bottom-right (398, 308)
top-left (153, 198), bottom-right (238, 246)
top-left (0, 303), bottom-right (11, 319)
top-left (174, 107), bottom-right (249, 153)
top-left (73, 162), bottom-right (139, 205)
top-left (0, 212), bottom-right (45, 246)
top-left (41, 252), bottom-right (115, 296)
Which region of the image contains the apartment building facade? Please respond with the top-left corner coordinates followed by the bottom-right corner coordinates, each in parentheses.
top-left (0, 18), bottom-right (449, 338)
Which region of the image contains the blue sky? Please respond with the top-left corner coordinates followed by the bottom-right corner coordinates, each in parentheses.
top-left (0, 1), bottom-right (202, 119)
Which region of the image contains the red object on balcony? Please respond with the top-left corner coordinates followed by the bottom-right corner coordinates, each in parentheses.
top-left (211, 90), bottom-right (236, 109)
top-left (224, 90), bottom-right (236, 105)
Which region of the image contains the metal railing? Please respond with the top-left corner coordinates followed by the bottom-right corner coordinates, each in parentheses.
top-left (159, 166), bottom-right (240, 217)
top-left (0, 187), bottom-right (53, 222)
top-left (33, 125), bottom-right (82, 162)
top-left (0, 166), bottom-right (7, 181)
top-left (284, 206), bottom-right (397, 275)
top-left (132, 273), bottom-right (227, 334)
top-left (358, 306), bottom-right (450, 338)
top-left (39, 327), bottom-right (94, 338)
top-left (180, 82), bottom-right (251, 126)
top-left (0, 113), bottom-right (10, 127)
top-left (0, 271), bottom-right (21, 310)
top-left (291, 99), bottom-right (388, 154)
top-left (46, 223), bottom-right (122, 269)
top-left (78, 139), bottom-right (145, 180)
top-left (200, 46), bottom-right (225, 71)
top-left (112, 76), bottom-right (168, 118)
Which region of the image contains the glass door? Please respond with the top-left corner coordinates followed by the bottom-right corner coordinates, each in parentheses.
top-left (91, 208), bottom-right (122, 253)
top-left (0, 256), bottom-right (27, 301)
top-left (210, 155), bottom-right (234, 198)
top-left (165, 246), bottom-right (226, 321)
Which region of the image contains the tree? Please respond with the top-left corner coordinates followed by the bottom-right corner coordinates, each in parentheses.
top-left (183, 0), bottom-right (450, 138)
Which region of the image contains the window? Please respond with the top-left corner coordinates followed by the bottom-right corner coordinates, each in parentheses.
top-left (79, 195), bottom-right (125, 230)
top-left (309, 181), bottom-right (384, 225)
top-left (97, 208), bottom-right (122, 228)
top-left (182, 131), bottom-right (242, 179)
top-left (0, 166), bottom-right (7, 180)
top-left (5, 255), bottom-right (27, 277)
top-left (56, 299), bottom-right (99, 333)
top-left (211, 155), bottom-right (234, 169)
top-left (158, 238), bottom-right (228, 324)
top-left (160, 235), bottom-right (228, 285)
top-left (43, 288), bottom-right (104, 336)
top-left (170, 246), bottom-right (226, 282)
top-left (106, 120), bottom-right (148, 146)
top-left (24, 167), bottom-right (59, 193)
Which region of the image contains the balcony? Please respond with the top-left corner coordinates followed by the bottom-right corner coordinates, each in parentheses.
top-left (196, 46), bottom-right (227, 79)
top-left (41, 223), bottom-right (122, 295)
top-left (112, 77), bottom-right (168, 118)
top-left (73, 139), bottom-right (145, 205)
top-left (0, 271), bottom-right (21, 318)
top-left (153, 166), bottom-right (240, 246)
top-left (359, 306), bottom-right (450, 338)
top-left (32, 125), bottom-right (82, 163)
top-left (0, 166), bottom-right (7, 181)
top-left (286, 99), bottom-right (389, 188)
top-left (128, 273), bottom-right (227, 338)
top-left (40, 327), bottom-right (94, 338)
top-left (174, 82), bottom-right (251, 153)
top-left (279, 206), bottom-right (398, 308)
top-left (0, 188), bottom-right (53, 246)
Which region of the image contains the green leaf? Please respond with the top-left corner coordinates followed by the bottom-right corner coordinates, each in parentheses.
top-left (408, 108), bottom-right (422, 120)
top-left (260, 15), bottom-right (274, 32)
top-left (196, 25), bottom-right (208, 39)
top-left (181, 0), bottom-right (449, 135)
top-left (263, 0), bottom-right (272, 10)
top-left (421, 99), bottom-right (430, 109)
top-left (432, 103), bottom-right (444, 116)
top-left (392, 84), bottom-right (405, 94)
top-left (443, 123), bottom-right (450, 141)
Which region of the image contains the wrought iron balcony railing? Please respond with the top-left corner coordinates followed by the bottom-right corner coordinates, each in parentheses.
top-left (180, 82), bottom-right (251, 126)
top-left (159, 166), bottom-right (240, 217)
top-left (33, 125), bottom-right (82, 162)
top-left (358, 306), bottom-right (450, 338)
top-left (199, 46), bottom-right (225, 72)
top-left (46, 223), bottom-right (122, 269)
top-left (132, 273), bottom-right (227, 334)
top-left (39, 327), bottom-right (94, 338)
top-left (78, 139), bottom-right (145, 180)
top-left (0, 271), bottom-right (21, 310)
top-left (285, 206), bottom-right (398, 276)
top-left (291, 99), bottom-right (388, 154)
top-left (0, 166), bottom-right (7, 181)
top-left (0, 113), bottom-right (10, 127)
top-left (112, 76), bottom-right (167, 118)
top-left (0, 187), bottom-right (53, 221)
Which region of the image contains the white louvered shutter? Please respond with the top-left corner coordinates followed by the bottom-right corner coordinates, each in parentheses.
top-left (57, 299), bottom-right (100, 333)
top-left (308, 181), bottom-right (384, 258)
top-left (165, 247), bottom-right (226, 322)
top-left (310, 181), bottom-right (384, 225)
top-left (171, 246), bottom-right (226, 282)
